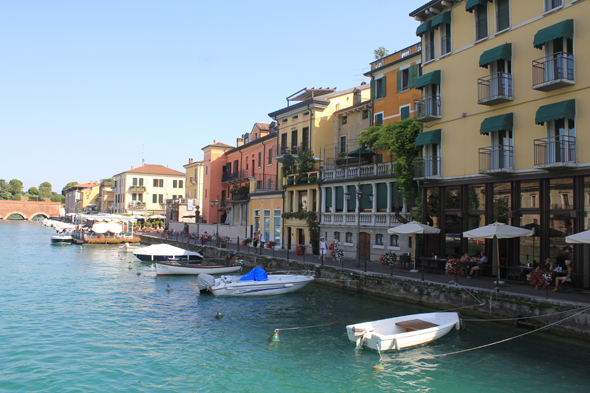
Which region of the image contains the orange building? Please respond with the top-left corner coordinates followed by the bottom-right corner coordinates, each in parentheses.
top-left (201, 141), bottom-right (234, 224)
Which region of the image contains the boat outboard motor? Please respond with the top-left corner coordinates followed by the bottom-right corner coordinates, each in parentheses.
top-left (197, 274), bottom-right (216, 294)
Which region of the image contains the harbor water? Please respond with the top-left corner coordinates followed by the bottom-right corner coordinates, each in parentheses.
top-left (1, 221), bottom-right (590, 392)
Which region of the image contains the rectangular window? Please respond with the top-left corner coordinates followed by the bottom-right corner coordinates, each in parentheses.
top-left (341, 116), bottom-right (347, 125)
top-left (375, 77), bottom-right (386, 99)
top-left (390, 234), bottom-right (399, 247)
top-left (138, 178), bottom-right (144, 186)
top-left (132, 193), bottom-right (137, 201)
top-left (138, 194), bottom-right (143, 202)
top-left (281, 133), bottom-right (288, 153)
top-left (268, 148), bottom-right (273, 164)
top-left (179, 180), bottom-right (183, 188)
top-left (426, 30), bottom-right (435, 61)
top-left (132, 178), bottom-right (138, 186)
top-left (496, 0), bottom-right (510, 32)
top-left (298, 191), bottom-right (308, 212)
top-left (346, 232), bottom-right (353, 243)
top-left (340, 136), bottom-right (347, 154)
top-left (291, 130), bottom-right (298, 150)
top-left (375, 113), bottom-right (383, 127)
top-left (206, 166), bottom-right (208, 175)
top-left (545, 0), bottom-right (562, 11)
top-left (362, 110), bottom-right (369, 119)
top-left (302, 127), bottom-right (309, 150)
top-left (158, 194), bottom-right (163, 204)
top-left (401, 106), bottom-right (410, 120)
top-left (441, 22), bottom-right (451, 55)
top-left (153, 179), bottom-right (158, 187)
top-left (152, 194), bottom-right (157, 203)
top-left (476, 4), bottom-right (488, 41)
top-left (258, 152), bottom-right (261, 167)
top-left (173, 180), bottom-right (178, 188)
top-left (205, 189), bottom-right (207, 198)
top-left (376, 234), bottom-right (383, 246)
top-left (159, 179), bottom-right (163, 187)
top-left (334, 232), bottom-right (340, 241)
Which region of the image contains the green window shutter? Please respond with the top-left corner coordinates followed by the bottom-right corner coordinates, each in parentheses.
top-left (325, 188), bottom-right (332, 208)
top-left (391, 183), bottom-right (400, 210)
top-left (377, 183), bottom-right (387, 210)
top-left (370, 80), bottom-right (375, 100)
top-left (376, 114), bottom-right (383, 127)
top-left (401, 107), bottom-right (410, 120)
top-left (152, 194), bottom-right (157, 203)
top-left (336, 187), bottom-right (344, 211)
top-left (347, 185), bottom-right (356, 211)
top-left (409, 65), bottom-right (418, 88)
top-left (376, 154), bottom-right (383, 163)
top-left (381, 76), bottom-right (387, 97)
top-left (477, 5), bottom-right (488, 40)
top-left (360, 184), bottom-right (372, 210)
top-left (397, 71), bottom-right (402, 92)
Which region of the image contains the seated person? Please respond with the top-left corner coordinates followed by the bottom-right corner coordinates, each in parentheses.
top-left (460, 253), bottom-right (472, 262)
top-left (553, 260), bottom-right (573, 292)
top-left (539, 258), bottom-right (554, 272)
top-left (225, 251), bottom-right (237, 266)
top-left (468, 252), bottom-right (487, 278)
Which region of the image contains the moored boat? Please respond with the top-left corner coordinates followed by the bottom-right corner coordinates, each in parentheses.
top-left (51, 234), bottom-right (73, 244)
top-left (155, 261), bottom-right (242, 276)
top-left (133, 244), bottom-right (203, 262)
top-left (209, 267), bottom-right (314, 296)
top-left (346, 312), bottom-right (460, 352)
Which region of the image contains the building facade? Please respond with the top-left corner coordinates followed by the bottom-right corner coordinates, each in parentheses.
top-left (64, 181), bottom-right (100, 214)
top-left (112, 164), bottom-right (185, 215)
top-left (410, 0), bottom-right (590, 287)
top-left (184, 158), bottom-right (204, 219)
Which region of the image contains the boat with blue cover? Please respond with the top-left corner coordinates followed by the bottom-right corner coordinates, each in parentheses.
top-left (208, 267), bottom-right (314, 296)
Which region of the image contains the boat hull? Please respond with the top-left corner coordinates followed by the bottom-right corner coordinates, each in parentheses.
top-left (51, 236), bottom-right (73, 244)
top-left (211, 275), bottom-right (314, 296)
top-left (136, 254), bottom-right (203, 262)
top-left (346, 312), bottom-right (460, 352)
top-left (155, 262), bottom-right (241, 276)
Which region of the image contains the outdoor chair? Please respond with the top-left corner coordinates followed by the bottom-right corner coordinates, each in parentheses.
top-left (399, 254), bottom-right (411, 269)
top-left (507, 267), bottom-right (523, 282)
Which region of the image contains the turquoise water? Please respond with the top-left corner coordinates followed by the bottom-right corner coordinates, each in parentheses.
top-left (1, 221), bottom-right (590, 392)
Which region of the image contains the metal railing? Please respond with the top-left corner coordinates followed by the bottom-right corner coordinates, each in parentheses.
top-left (478, 72), bottom-right (513, 104)
top-left (414, 156), bottom-right (441, 179)
top-left (323, 162), bottom-right (393, 181)
top-left (128, 201), bottom-right (145, 208)
top-left (221, 170), bottom-right (249, 183)
top-left (479, 145), bottom-right (514, 173)
top-left (189, 177), bottom-right (198, 185)
top-left (278, 143), bottom-right (307, 156)
top-left (414, 95), bottom-right (441, 121)
top-left (231, 193), bottom-right (249, 201)
top-left (534, 136), bottom-right (576, 167)
top-left (253, 174), bottom-right (278, 191)
top-left (532, 52), bottom-right (575, 89)
top-left (129, 186), bottom-right (146, 192)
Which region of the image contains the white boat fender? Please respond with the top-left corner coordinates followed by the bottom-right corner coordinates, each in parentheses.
top-left (215, 312), bottom-right (223, 319)
top-left (455, 320), bottom-right (462, 331)
top-left (355, 330), bottom-right (373, 350)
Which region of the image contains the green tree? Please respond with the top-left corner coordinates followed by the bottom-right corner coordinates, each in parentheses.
top-left (39, 182), bottom-right (52, 199)
top-left (50, 195), bottom-right (64, 203)
top-left (0, 180), bottom-right (11, 200)
top-left (281, 154), bottom-right (297, 178)
top-left (28, 187), bottom-right (39, 196)
top-left (62, 181), bottom-right (78, 196)
top-left (359, 119), bottom-right (422, 201)
top-left (374, 46), bottom-right (389, 59)
top-left (8, 179), bottom-right (23, 195)
top-left (12, 194), bottom-right (21, 200)
top-left (297, 149), bottom-right (316, 174)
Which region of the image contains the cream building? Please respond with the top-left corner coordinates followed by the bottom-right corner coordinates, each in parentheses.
top-left (64, 181), bottom-right (100, 214)
top-left (410, 0), bottom-right (589, 287)
top-left (184, 158), bottom-right (204, 216)
top-left (112, 164), bottom-right (185, 215)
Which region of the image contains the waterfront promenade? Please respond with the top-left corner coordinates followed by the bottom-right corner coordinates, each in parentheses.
top-left (142, 232), bottom-right (590, 306)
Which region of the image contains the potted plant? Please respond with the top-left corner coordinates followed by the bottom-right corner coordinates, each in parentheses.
top-left (295, 243), bottom-right (306, 256)
top-left (445, 258), bottom-right (463, 278)
top-left (242, 238), bottom-right (252, 246)
top-left (266, 240), bottom-right (277, 249)
top-left (380, 251), bottom-right (397, 275)
top-left (527, 267), bottom-right (551, 290)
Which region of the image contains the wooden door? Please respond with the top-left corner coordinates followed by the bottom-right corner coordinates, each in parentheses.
top-left (360, 232), bottom-right (371, 260)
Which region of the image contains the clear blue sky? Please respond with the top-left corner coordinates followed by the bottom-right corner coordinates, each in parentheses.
top-left (0, 0), bottom-right (422, 193)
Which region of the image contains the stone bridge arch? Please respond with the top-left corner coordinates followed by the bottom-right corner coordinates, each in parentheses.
top-left (3, 211), bottom-right (27, 220)
top-left (30, 212), bottom-right (49, 220)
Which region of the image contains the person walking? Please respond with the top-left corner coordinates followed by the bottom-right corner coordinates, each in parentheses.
top-left (319, 237), bottom-right (326, 263)
top-left (259, 231), bottom-right (265, 255)
top-left (330, 236), bottom-right (340, 262)
top-left (253, 231), bottom-right (259, 254)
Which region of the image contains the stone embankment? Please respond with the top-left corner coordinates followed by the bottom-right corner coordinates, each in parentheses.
top-left (140, 235), bottom-right (590, 340)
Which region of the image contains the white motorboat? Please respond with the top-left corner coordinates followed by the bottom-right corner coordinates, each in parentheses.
top-left (51, 234), bottom-right (73, 244)
top-left (155, 261), bottom-right (242, 276)
top-left (209, 267), bottom-right (314, 296)
top-left (346, 312), bottom-right (460, 352)
top-left (121, 242), bottom-right (141, 252)
top-left (133, 244), bottom-right (204, 262)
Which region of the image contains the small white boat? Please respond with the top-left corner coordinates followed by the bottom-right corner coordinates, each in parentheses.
top-left (121, 242), bottom-right (141, 252)
top-left (346, 312), bottom-right (460, 352)
top-left (155, 261), bottom-right (242, 276)
top-left (51, 234), bottom-right (73, 244)
top-left (133, 244), bottom-right (204, 262)
top-left (210, 267), bottom-right (314, 296)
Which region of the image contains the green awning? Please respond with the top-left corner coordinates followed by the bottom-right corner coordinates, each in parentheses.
top-left (480, 113), bottom-right (513, 134)
top-left (466, 0), bottom-right (488, 13)
top-left (415, 129), bottom-right (441, 146)
top-left (535, 100), bottom-right (575, 125)
top-left (347, 147), bottom-right (375, 156)
top-left (416, 20), bottom-right (431, 37)
top-left (534, 19), bottom-right (574, 50)
top-left (479, 43), bottom-right (512, 68)
top-left (414, 70), bottom-right (441, 89)
top-left (431, 11), bottom-right (451, 29)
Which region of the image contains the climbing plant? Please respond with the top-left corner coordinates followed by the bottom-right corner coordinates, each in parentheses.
top-left (297, 149), bottom-right (316, 174)
top-left (281, 153), bottom-right (297, 178)
top-left (359, 119), bottom-right (422, 202)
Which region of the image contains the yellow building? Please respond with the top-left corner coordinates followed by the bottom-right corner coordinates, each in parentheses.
top-left (184, 158), bottom-right (204, 217)
top-left (112, 164), bottom-right (185, 215)
top-left (410, 0), bottom-right (589, 287)
top-left (64, 181), bottom-right (100, 214)
top-left (269, 86), bottom-right (370, 251)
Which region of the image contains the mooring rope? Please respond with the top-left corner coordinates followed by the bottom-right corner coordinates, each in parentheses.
top-left (275, 322), bottom-right (340, 332)
top-left (461, 306), bottom-right (590, 322)
top-left (388, 305), bottom-right (590, 364)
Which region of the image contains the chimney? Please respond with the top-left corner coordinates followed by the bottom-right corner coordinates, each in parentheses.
top-left (131, 166), bottom-right (134, 169)
top-left (189, 158), bottom-right (193, 164)
top-left (213, 139), bottom-right (216, 143)
top-left (236, 137), bottom-right (244, 147)
top-left (353, 88), bottom-right (361, 106)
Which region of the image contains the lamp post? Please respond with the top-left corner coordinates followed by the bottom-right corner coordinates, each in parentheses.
top-left (210, 195), bottom-right (220, 246)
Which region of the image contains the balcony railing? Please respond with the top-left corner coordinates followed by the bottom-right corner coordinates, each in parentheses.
top-left (189, 177), bottom-right (198, 185)
top-left (413, 156), bottom-right (441, 180)
top-left (414, 95), bottom-right (441, 122)
top-left (323, 162), bottom-right (393, 181)
top-left (532, 52), bottom-right (575, 91)
top-left (128, 201), bottom-right (145, 208)
top-left (321, 212), bottom-right (412, 227)
top-left (221, 170), bottom-right (249, 183)
top-left (129, 186), bottom-right (146, 192)
top-left (253, 174), bottom-right (278, 192)
top-left (231, 193), bottom-right (249, 202)
top-left (478, 72), bottom-right (513, 105)
top-left (479, 145), bottom-right (514, 173)
top-left (534, 136), bottom-right (576, 169)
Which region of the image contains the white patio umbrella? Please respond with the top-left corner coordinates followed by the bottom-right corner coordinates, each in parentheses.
top-left (566, 230), bottom-right (590, 244)
top-left (388, 221), bottom-right (440, 272)
top-left (463, 222), bottom-right (534, 285)
top-left (107, 222), bottom-right (123, 234)
top-left (92, 222), bottom-right (109, 234)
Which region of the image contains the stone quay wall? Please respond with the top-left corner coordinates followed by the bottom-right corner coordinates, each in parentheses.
top-left (139, 235), bottom-right (590, 340)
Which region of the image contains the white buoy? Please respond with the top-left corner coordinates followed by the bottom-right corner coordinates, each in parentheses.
top-left (166, 284), bottom-right (171, 292)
